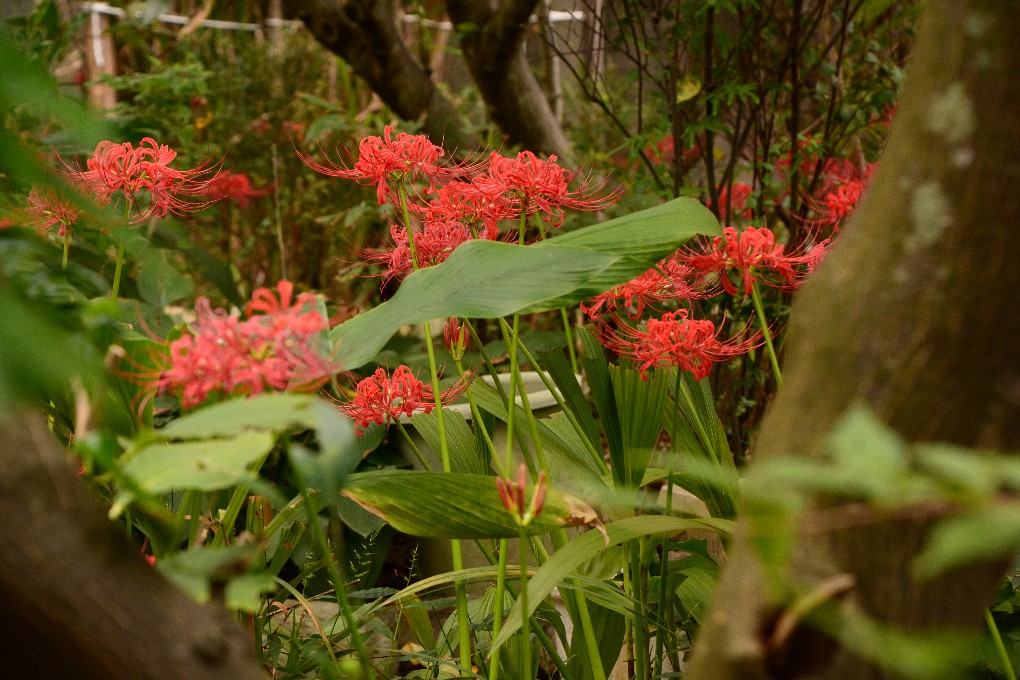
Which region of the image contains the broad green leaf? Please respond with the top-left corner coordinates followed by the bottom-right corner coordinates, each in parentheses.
top-left (123, 430), bottom-right (275, 492)
top-left (341, 469), bottom-right (598, 539)
top-left (828, 404), bottom-right (907, 488)
top-left (289, 400), bottom-right (364, 511)
top-left (226, 573), bottom-right (279, 612)
top-left (491, 514), bottom-right (732, 649)
top-left (158, 393), bottom-right (319, 439)
top-left (335, 242), bottom-right (611, 368)
top-left (671, 556), bottom-right (719, 623)
top-left (155, 543), bottom-right (259, 603)
top-left (914, 503), bottom-right (1020, 579)
top-left (137, 247), bottom-right (194, 306)
top-left (333, 198), bottom-right (719, 369)
top-left (532, 196), bottom-right (720, 297)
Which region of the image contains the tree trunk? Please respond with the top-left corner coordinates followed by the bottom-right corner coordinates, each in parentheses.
top-left (0, 412), bottom-right (265, 680)
top-left (281, 0), bottom-right (479, 154)
top-left (687, 1), bottom-right (1020, 678)
top-left (446, 0), bottom-right (575, 163)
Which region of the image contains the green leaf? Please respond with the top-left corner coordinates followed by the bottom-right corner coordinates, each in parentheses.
top-left (334, 242), bottom-right (611, 368)
top-left (579, 325), bottom-right (624, 474)
top-left (491, 514), bottom-right (732, 649)
top-left (123, 430), bottom-right (275, 493)
top-left (914, 503), bottom-right (1020, 579)
top-left (226, 573), bottom-right (279, 612)
top-left (158, 393), bottom-right (319, 439)
top-left (289, 400), bottom-right (363, 510)
top-left (409, 408), bottom-right (488, 474)
top-left (828, 404), bottom-right (908, 491)
top-left (155, 543), bottom-right (259, 603)
top-left (137, 247), bottom-right (193, 306)
top-left (341, 469), bottom-right (597, 539)
top-left (612, 365), bottom-right (668, 487)
top-left (332, 198), bottom-right (719, 369)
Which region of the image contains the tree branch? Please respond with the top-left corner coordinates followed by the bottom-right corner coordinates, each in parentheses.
top-left (281, 0), bottom-right (478, 153)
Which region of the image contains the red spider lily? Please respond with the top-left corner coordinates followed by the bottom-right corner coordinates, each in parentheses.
top-left (245, 280), bottom-right (328, 335)
top-left (25, 186), bottom-right (81, 237)
top-left (375, 218), bottom-right (499, 283)
top-left (61, 137), bottom-right (216, 221)
top-left (299, 125), bottom-right (476, 205)
top-left (418, 179), bottom-right (519, 232)
top-left (807, 162), bottom-right (875, 232)
top-left (680, 226), bottom-right (830, 296)
top-left (580, 258), bottom-right (714, 323)
top-left (131, 283), bottom-right (333, 411)
top-left (338, 365), bottom-right (470, 435)
top-left (478, 150), bottom-right (622, 227)
top-left (496, 463), bottom-right (547, 525)
top-left (198, 170), bottom-right (271, 209)
top-left (608, 309), bottom-right (760, 380)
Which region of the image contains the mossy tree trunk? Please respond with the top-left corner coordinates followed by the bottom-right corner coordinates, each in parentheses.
top-left (687, 2), bottom-right (1020, 678)
top-left (0, 412), bottom-right (266, 680)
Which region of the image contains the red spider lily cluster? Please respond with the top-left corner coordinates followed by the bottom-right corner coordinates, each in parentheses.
top-left (338, 365), bottom-right (470, 435)
top-left (580, 259), bottom-right (715, 323)
top-left (588, 224), bottom-right (832, 379)
top-left (60, 137), bottom-right (217, 222)
top-left (679, 226), bottom-right (830, 296)
top-left (302, 126), bottom-right (622, 283)
top-left (138, 281), bottom-right (333, 409)
top-left (608, 309), bottom-right (759, 380)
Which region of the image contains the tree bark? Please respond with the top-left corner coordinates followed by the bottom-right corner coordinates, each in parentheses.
top-left (446, 0), bottom-right (575, 163)
top-left (281, 0), bottom-right (479, 154)
top-left (0, 412), bottom-right (265, 680)
top-left (687, 1), bottom-right (1020, 678)
top-left (285, 0), bottom-right (574, 160)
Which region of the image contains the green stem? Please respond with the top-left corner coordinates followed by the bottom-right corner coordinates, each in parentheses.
top-left (396, 176), bottom-right (471, 671)
top-left (396, 183), bottom-right (420, 269)
top-left (633, 538), bottom-right (650, 680)
top-left (495, 317), bottom-right (550, 478)
top-left (519, 526), bottom-right (533, 679)
top-left (489, 537), bottom-right (509, 680)
top-left (750, 281), bottom-right (783, 389)
top-left (111, 201), bottom-right (131, 299)
top-left (396, 421), bottom-right (432, 471)
top-left (271, 143), bottom-right (289, 281)
top-left (111, 243), bottom-right (125, 299)
top-left (291, 465), bottom-right (375, 676)
top-left (987, 608), bottom-right (1017, 680)
top-left (559, 307), bottom-right (580, 375)
top-left (654, 370), bottom-right (683, 677)
top-left (61, 232), bottom-right (71, 270)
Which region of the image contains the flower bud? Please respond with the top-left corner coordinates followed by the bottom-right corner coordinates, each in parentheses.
top-left (443, 317), bottom-right (469, 361)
